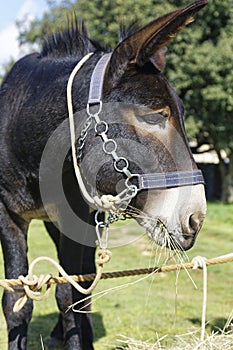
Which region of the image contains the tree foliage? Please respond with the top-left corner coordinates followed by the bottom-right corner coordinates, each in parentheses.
top-left (165, 0), bottom-right (233, 201)
top-left (0, 59), bottom-right (15, 84)
top-left (18, 0), bottom-right (174, 47)
top-left (166, 0), bottom-right (233, 151)
top-left (15, 0), bottom-right (233, 201)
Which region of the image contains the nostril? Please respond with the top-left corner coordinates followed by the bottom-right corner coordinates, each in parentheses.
top-left (189, 214), bottom-right (198, 233)
top-left (188, 213), bottom-right (204, 233)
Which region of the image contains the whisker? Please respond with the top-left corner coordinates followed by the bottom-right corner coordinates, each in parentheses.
top-left (162, 234), bottom-right (193, 284)
top-left (148, 240), bottom-right (156, 267)
top-left (174, 268), bottom-right (181, 327)
top-left (126, 211), bottom-right (150, 221)
top-left (155, 242), bottom-right (164, 265)
top-left (145, 238), bottom-right (171, 305)
top-left (171, 238), bottom-right (189, 263)
top-left (127, 204), bottom-right (197, 290)
top-left (169, 240), bottom-right (187, 267)
top-left (70, 269), bottom-right (159, 314)
top-left (170, 236), bottom-right (197, 289)
top-left (145, 241), bottom-right (157, 305)
top-left (126, 205), bottom-right (158, 222)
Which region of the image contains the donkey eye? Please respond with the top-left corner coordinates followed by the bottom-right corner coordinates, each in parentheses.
top-left (141, 111), bottom-right (168, 125)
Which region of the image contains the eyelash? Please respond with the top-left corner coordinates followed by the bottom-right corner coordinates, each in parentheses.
top-left (140, 110), bottom-right (169, 125)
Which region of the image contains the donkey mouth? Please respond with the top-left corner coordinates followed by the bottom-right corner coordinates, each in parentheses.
top-left (138, 218), bottom-right (171, 248)
top-left (138, 218), bottom-right (196, 251)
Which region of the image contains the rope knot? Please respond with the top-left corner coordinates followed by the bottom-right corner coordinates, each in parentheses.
top-left (192, 256), bottom-right (207, 270)
top-left (96, 249), bottom-right (112, 265)
top-left (94, 195), bottom-right (117, 211)
top-left (13, 273), bottom-right (52, 313)
top-left (19, 274), bottom-right (39, 288)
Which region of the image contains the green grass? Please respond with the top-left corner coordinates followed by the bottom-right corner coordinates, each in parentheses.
top-left (0, 202), bottom-right (233, 349)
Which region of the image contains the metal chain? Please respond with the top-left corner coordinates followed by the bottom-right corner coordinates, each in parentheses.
top-left (94, 210), bottom-right (127, 248)
top-left (77, 115), bottom-right (93, 161)
top-left (81, 102), bottom-right (140, 249)
top-left (86, 102), bottom-right (140, 212)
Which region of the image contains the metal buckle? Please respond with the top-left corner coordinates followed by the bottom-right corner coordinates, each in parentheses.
top-left (87, 101), bottom-right (103, 116)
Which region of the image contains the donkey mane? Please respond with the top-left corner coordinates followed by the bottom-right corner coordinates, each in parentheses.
top-left (41, 17), bottom-right (140, 59)
top-left (41, 20), bottom-right (105, 58)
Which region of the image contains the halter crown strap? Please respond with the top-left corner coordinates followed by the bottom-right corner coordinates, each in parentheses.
top-left (88, 53), bottom-right (112, 105)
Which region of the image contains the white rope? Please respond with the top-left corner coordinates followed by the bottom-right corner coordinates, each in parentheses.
top-left (192, 256), bottom-right (207, 343)
top-left (66, 53), bottom-right (121, 212)
top-left (13, 252), bottom-right (112, 312)
top-left (67, 52), bottom-right (97, 208)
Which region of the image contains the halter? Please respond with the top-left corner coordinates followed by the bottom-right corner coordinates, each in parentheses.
top-left (67, 53), bottom-right (205, 215)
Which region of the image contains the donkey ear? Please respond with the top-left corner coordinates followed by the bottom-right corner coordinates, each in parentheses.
top-left (149, 47), bottom-right (167, 72)
top-left (135, 0), bottom-right (208, 67)
top-left (108, 0), bottom-right (208, 82)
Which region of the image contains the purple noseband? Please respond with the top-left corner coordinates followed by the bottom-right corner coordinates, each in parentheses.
top-left (137, 170), bottom-right (204, 190)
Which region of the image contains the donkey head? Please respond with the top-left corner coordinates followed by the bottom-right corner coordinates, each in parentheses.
top-left (81, 0), bottom-right (207, 251)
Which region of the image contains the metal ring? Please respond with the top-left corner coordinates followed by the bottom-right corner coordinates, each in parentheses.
top-left (95, 210), bottom-right (104, 225)
top-left (80, 130), bottom-right (87, 139)
top-left (95, 121), bottom-right (108, 135)
top-left (114, 157), bottom-right (129, 173)
top-left (77, 140), bottom-right (85, 150)
top-left (125, 185), bottom-right (138, 197)
top-left (125, 174), bottom-right (140, 189)
top-left (103, 139), bottom-right (117, 155)
top-left (87, 101), bottom-right (102, 116)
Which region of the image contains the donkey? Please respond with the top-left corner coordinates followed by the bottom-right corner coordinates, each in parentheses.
top-left (0, 1), bottom-right (207, 349)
